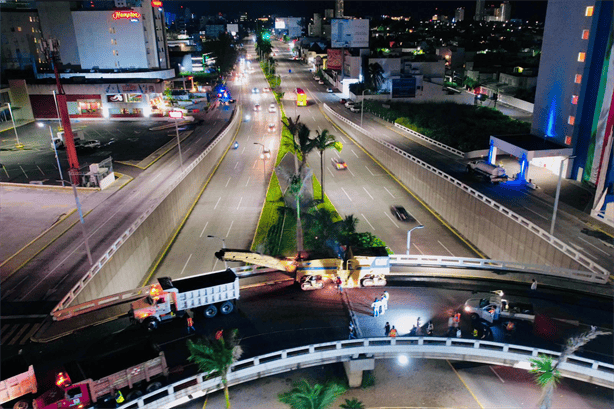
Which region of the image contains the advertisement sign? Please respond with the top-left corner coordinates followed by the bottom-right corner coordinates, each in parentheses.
top-left (391, 78), bottom-right (416, 98)
top-left (126, 94), bottom-right (143, 103)
top-left (227, 24), bottom-right (239, 34)
top-left (107, 94), bottom-right (124, 103)
top-left (151, 0), bottom-right (163, 7)
top-left (121, 84), bottom-right (139, 93)
top-left (327, 49), bottom-right (342, 70)
top-left (275, 19), bottom-right (286, 29)
top-left (331, 19), bottom-right (369, 48)
top-left (112, 10), bottom-right (141, 20)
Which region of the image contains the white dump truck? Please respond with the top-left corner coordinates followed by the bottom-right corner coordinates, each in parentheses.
top-left (52, 130), bottom-right (85, 149)
top-left (466, 160), bottom-right (508, 184)
top-left (463, 293), bottom-right (535, 324)
top-left (129, 269), bottom-right (239, 330)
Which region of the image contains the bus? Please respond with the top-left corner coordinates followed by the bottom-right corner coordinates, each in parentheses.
top-left (296, 88), bottom-right (307, 107)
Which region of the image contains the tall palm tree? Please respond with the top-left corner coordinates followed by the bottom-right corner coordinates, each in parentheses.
top-left (187, 329), bottom-right (243, 409)
top-left (338, 214), bottom-right (359, 246)
top-left (296, 123), bottom-right (314, 172)
top-left (282, 115), bottom-right (302, 173)
top-left (529, 326), bottom-right (611, 409)
top-left (278, 379), bottom-right (346, 409)
top-left (312, 129), bottom-right (341, 201)
top-left (367, 63), bottom-right (385, 92)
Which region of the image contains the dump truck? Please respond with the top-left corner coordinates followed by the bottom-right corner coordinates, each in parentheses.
top-left (466, 160), bottom-right (508, 184)
top-left (129, 269), bottom-right (240, 330)
top-left (463, 294), bottom-right (535, 324)
top-left (0, 358), bottom-right (37, 407)
top-left (215, 247), bottom-right (390, 289)
top-left (51, 129), bottom-right (85, 149)
top-left (1, 342), bottom-right (168, 409)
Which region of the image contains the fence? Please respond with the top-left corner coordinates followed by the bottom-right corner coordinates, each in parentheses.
top-left (119, 338), bottom-right (614, 409)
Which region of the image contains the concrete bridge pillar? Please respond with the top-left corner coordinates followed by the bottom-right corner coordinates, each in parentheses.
top-left (343, 358), bottom-right (375, 387)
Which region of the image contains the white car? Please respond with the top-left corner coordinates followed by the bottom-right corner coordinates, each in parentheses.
top-left (345, 101), bottom-right (356, 108)
top-left (268, 104), bottom-right (277, 113)
top-left (318, 81), bottom-right (325, 85)
top-left (350, 105), bottom-right (361, 113)
top-left (326, 88), bottom-right (334, 93)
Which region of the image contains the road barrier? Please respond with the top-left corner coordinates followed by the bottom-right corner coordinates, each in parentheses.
top-left (323, 104), bottom-right (609, 282)
top-left (52, 108), bottom-right (242, 312)
top-left (119, 338), bottom-right (614, 409)
top-left (394, 122), bottom-right (465, 157)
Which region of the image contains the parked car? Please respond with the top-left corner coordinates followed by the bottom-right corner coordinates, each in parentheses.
top-left (331, 157), bottom-right (348, 170)
top-left (76, 140), bottom-right (102, 150)
top-left (390, 206), bottom-right (415, 222)
top-left (350, 105), bottom-right (361, 113)
top-left (345, 101), bottom-right (356, 108)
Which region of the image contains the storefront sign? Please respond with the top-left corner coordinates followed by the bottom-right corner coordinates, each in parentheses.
top-left (112, 10), bottom-right (141, 20)
top-left (121, 84), bottom-right (139, 92)
top-left (151, 0), bottom-right (163, 7)
top-left (126, 94), bottom-right (143, 103)
top-left (107, 94), bottom-right (124, 102)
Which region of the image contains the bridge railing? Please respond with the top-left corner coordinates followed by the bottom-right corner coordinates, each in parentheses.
top-left (119, 337), bottom-right (614, 409)
top-left (394, 122), bottom-right (465, 157)
top-left (389, 255), bottom-right (605, 283)
top-left (323, 104), bottom-right (609, 281)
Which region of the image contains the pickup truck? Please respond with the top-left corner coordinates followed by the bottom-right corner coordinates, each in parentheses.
top-left (466, 160), bottom-right (508, 184)
top-left (463, 294), bottom-right (535, 324)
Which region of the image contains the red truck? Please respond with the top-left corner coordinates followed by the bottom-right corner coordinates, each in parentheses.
top-left (1, 342), bottom-right (168, 409)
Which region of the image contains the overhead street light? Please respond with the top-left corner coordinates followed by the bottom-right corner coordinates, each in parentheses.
top-left (207, 235), bottom-right (228, 269)
top-left (254, 142), bottom-right (270, 180)
top-left (406, 225), bottom-right (424, 255)
top-left (2, 102), bottom-right (23, 148)
top-left (550, 156), bottom-right (576, 236)
top-left (38, 122), bottom-right (64, 186)
top-left (169, 110), bottom-right (184, 168)
top-left (57, 178), bottom-right (93, 265)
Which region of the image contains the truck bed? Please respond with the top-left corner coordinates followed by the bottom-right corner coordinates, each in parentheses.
top-left (159, 269), bottom-right (237, 292)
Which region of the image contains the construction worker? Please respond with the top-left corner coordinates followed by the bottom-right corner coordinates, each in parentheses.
top-left (186, 315), bottom-right (195, 334)
top-left (389, 326), bottom-right (398, 337)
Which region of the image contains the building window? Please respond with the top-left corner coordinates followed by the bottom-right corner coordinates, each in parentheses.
top-left (585, 6), bottom-right (594, 16)
top-left (568, 116), bottom-right (575, 125)
top-left (17, 27), bottom-right (22, 31)
top-left (571, 95), bottom-right (579, 105)
top-left (31, 27), bottom-right (35, 33)
top-left (578, 52), bottom-right (586, 62)
top-left (113, 50), bottom-right (118, 56)
top-left (575, 74), bottom-right (582, 83)
top-left (565, 136), bottom-right (572, 145)
top-left (582, 29), bottom-right (590, 40)
top-left (109, 27), bottom-right (115, 34)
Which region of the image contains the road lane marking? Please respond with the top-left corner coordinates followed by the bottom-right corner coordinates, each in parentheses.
top-left (489, 366), bottom-right (505, 383)
top-left (253, 160), bottom-right (257, 169)
top-left (19, 166), bottom-right (28, 178)
top-left (413, 244), bottom-right (424, 255)
top-left (341, 187), bottom-right (353, 202)
top-left (245, 177), bottom-right (250, 186)
top-left (237, 197), bottom-right (243, 209)
top-left (365, 166), bottom-right (375, 176)
top-left (8, 324), bottom-right (31, 346)
top-left (361, 213), bottom-right (375, 230)
top-left (180, 254), bottom-right (192, 276)
top-left (384, 212), bottom-right (399, 228)
top-left (348, 168), bottom-right (355, 177)
top-left (20, 322), bottom-right (42, 345)
top-left (352, 149), bottom-right (358, 158)
top-left (151, 172), bottom-right (162, 182)
top-left (214, 197), bottom-right (221, 210)
top-left (327, 167), bottom-right (335, 178)
top-left (384, 187), bottom-right (395, 198)
top-left (438, 240), bottom-right (455, 256)
top-left (522, 205), bottom-right (548, 220)
top-left (225, 177), bottom-right (232, 187)
top-left (199, 221), bottom-right (209, 238)
top-left (568, 243), bottom-right (598, 260)
top-left (447, 360), bottom-right (485, 409)
top-left (37, 165), bottom-right (44, 175)
top-left (577, 236), bottom-right (610, 255)
top-left (363, 186), bottom-right (373, 200)
top-left (235, 162), bottom-right (239, 169)
top-left (226, 220), bottom-right (234, 237)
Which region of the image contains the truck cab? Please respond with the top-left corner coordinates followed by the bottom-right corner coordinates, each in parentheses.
top-left (34, 383), bottom-right (91, 409)
top-left (130, 284), bottom-right (179, 330)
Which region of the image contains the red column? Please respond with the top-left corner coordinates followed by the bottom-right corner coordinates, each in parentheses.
top-left (56, 94), bottom-right (80, 185)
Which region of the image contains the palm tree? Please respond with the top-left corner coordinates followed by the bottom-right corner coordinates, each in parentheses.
top-left (338, 214), bottom-right (359, 246)
top-left (529, 326), bottom-right (611, 409)
top-left (187, 329), bottom-right (243, 409)
top-left (367, 63), bottom-right (385, 92)
top-left (340, 398), bottom-right (365, 409)
top-left (312, 129), bottom-right (341, 201)
top-left (282, 115), bottom-right (302, 173)
top-left (296, 123), bottom-right (314, 172)
top-left (278, 379), bottom-right (346, 409)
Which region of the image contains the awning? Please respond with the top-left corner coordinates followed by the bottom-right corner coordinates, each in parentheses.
top-left (490, 134), bottom-right (573, 160)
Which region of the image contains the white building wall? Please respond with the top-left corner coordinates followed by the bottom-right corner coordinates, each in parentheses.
top-left (72, 10), bottom-right (148, 70)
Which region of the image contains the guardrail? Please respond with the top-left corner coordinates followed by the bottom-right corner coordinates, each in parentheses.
top-left (394, 122), bottom-right (465, 157)
top-left (323, 104), bottom-right (610, 281)
top-left (119, 337), bottom-right (614, 409)
top-left (389, 255), bottom-right (605, 283)
top-left (52, 108), bottom-right (241, 314)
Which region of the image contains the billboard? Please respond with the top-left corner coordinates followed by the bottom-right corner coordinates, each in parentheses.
top-left (227, 24), bottom-right (239, 34)
top-left (327, 49), bottom-right (342, 70)
top-left (275, 19), bottom-right (286, 29)
top-left (391, 78), bottom-right (416, 98)
top-left (331, 19), bottom-right (369, 48)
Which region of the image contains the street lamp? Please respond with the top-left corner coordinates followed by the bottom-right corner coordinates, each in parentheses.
top-left (38, 122), bottom-right (65, 186)
top-left (550, 156), bottom-right (576, 236)
top-left (58, 178), bottom-right (93, 265)
top-left (406, 225), bottom-right (424, 255)
top-left (169, 110), bottom-right (184, 168)
top-left (360, 89), bottom-right (366, 127)
top-left (207, 235), bottom-right (228, 269)
top-left (2, 102), bottom-right (23, 148)
top-left (254, 142), bottom-right (270, 180)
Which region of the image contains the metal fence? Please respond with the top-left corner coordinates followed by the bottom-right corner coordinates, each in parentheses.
top-left (119, 338), bottom-right (614, 409)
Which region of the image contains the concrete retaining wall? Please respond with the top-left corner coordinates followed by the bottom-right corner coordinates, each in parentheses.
top-left (69, 109), bottom-right (241, 305)
top-left (323, 105), bottom-right (606, 277)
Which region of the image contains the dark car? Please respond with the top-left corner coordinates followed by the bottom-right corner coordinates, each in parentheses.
top-left (331, 157), bottom-right (347, 170)
top-left (391, 206), bottom-right (415, 222)
top-left (253, 103), bottom-right (261, 111)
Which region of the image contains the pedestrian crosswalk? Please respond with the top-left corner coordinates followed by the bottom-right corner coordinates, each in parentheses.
top-left (0, 322), bottom-right (43, 346)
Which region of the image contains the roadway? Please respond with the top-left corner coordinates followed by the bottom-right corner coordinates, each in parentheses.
top-left (0, 101), bottom-right (234, 313)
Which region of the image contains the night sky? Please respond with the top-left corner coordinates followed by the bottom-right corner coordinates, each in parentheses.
top-left (163, 1), bottom-right (548, 22)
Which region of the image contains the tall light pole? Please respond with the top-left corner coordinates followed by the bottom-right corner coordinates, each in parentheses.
top-left (59, 178), bottom-right (93, 265)
top-left (207, 235), bottom-right (228, 269)
top-left (254, 142), bottom-right (269, 180)
top-left (2, 102), bottom-right (22, 148)
top-left (360, 89), bottom-right (366, 127)
top-left (406, 225), bottom-right (424, 255)
top-left (169, 110), bottom-right (184, 168)
top-left (39, 122), bottom-right (65, 186)
top-left (550, 156), bottom-right (575, 236)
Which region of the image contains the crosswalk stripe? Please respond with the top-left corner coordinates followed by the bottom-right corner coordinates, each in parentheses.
top-left (19, 323), bottom-right (42, 345)
top-left (8, 324), bottom-right (31, 346)
top-left (1, 324), bottom-right (10, 334)
top-left (1, 325), bottom-right (20, 344)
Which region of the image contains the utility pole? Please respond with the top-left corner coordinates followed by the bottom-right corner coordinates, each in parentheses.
top-left (41, 38), bottom-right (81, 186)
